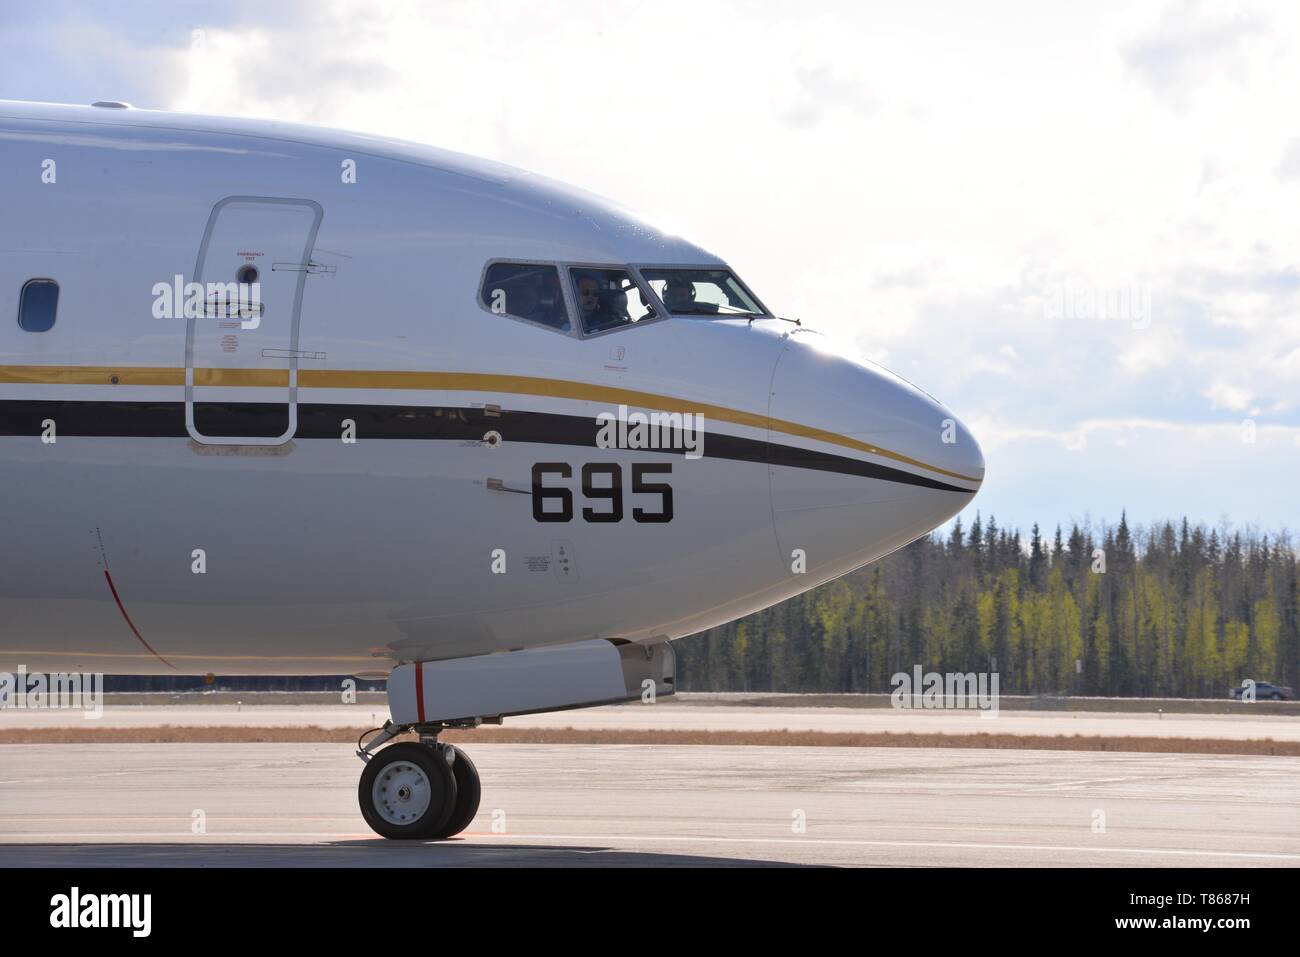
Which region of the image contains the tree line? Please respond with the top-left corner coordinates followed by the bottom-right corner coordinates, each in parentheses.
top-left (676, 514), bottom-right (1300, 698)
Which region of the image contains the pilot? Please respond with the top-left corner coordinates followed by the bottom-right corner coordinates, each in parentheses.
top-left (662, 276), bottom-right (697, 313)
top-left (576, 275), bottom-right (603, 321)
top-left (577, 274), bottom-right (620, 332)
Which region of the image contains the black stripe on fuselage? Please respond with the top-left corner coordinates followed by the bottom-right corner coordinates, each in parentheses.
top-left (0, 399), bottom-right (972, 493)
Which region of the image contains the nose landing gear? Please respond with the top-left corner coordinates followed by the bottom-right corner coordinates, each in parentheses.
top-left (357, 726), bottom-right (482, 840)
top-left (355, 640), bottom-right (673, 839)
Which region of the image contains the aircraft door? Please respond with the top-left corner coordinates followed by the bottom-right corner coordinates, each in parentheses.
top-left (186, 196), bottom-right (323, 444)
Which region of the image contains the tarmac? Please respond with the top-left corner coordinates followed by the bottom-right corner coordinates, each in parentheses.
top-left (2, 742), bottom-right (1297, 867)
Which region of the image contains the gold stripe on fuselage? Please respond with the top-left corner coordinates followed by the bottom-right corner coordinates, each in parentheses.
top-left (0, 365), bottom-right (982, 484)
top-left (193, 368), bottom-right (290, 387)
top-left (0, 365), bottom-right (185, 387)
top-left (0, 366), bottom-right (286, 388)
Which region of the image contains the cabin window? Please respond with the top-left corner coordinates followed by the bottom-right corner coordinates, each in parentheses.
top-left (18, 279), bottom-right (59, 332)
top-left (569, 267), bottom-right (657, 335)
top-left (480, 262), bottom-right (571, 333)
top-left (639, 267), bottom-right (767, 317)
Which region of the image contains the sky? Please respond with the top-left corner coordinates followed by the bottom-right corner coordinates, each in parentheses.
top-left (2, 0), bottom-right (1298, 541)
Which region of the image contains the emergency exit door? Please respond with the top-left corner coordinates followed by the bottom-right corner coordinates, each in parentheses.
top-left (186, 196), bottom-right (323, 444)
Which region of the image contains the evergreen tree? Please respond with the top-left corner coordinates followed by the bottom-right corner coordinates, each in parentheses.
top-left (676, 514), bottom-right (1297, 698)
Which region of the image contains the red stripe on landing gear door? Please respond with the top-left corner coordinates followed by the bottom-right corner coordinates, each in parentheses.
top-left (103, 570), bottom-right (179, 671)
top-left (415, 661), bottom-right (426, 723)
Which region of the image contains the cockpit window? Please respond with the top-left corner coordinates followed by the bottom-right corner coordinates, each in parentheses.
top-left (481, 262), bottom-right (571, 333)
top-left (569, 267), bottom-right (657, 335)
top-left (640, 268), bottom-right (767, 317)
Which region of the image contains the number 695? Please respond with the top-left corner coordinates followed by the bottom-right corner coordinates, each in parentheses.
top-left (531, 462), bottom-right (673, 523)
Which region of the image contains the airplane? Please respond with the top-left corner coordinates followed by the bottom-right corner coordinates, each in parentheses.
top-left (0, 99), bottom-right (984, 839)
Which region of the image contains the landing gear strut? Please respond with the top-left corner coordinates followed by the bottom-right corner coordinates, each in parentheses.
top-left (356, 723), bottom-right (482, 840)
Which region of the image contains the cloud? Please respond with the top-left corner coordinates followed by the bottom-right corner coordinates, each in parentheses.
top-left (1122, 0), bottom-right (1270, 109)
top-left (780, 63), bottom-right (878, 129)
top-left (1204, 380), bottom-right (1253, 411)
top-left (1116, 330), bottom-right (1179, 376)
top-left (177, 24), bottom-right (398, 124)
top-left (964, 415), bottom-right (1300, 531)
top-left (1278, 139), bottom-right (1300, 182)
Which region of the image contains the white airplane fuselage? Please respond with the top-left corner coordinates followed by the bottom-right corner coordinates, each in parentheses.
top-left (0, 100), bottom-right (984, 678)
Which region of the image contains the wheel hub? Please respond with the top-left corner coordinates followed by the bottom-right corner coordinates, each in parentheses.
top-left (372, 761), bottom-right (432, 826)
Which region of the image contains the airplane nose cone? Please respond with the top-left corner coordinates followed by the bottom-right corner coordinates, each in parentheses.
top-left (767, 333), bottom-right (983, 583)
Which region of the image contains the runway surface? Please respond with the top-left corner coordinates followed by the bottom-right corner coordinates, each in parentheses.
top-left (6, 700), bottom-right (1298, 741)
top-left (2, 743), bottom-right (1297, 867)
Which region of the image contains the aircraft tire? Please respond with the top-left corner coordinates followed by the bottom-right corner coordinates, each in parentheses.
top-left (431, 745), bottom-right (482, 839)
top-left (359, 742), bottom-right (457, 839)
